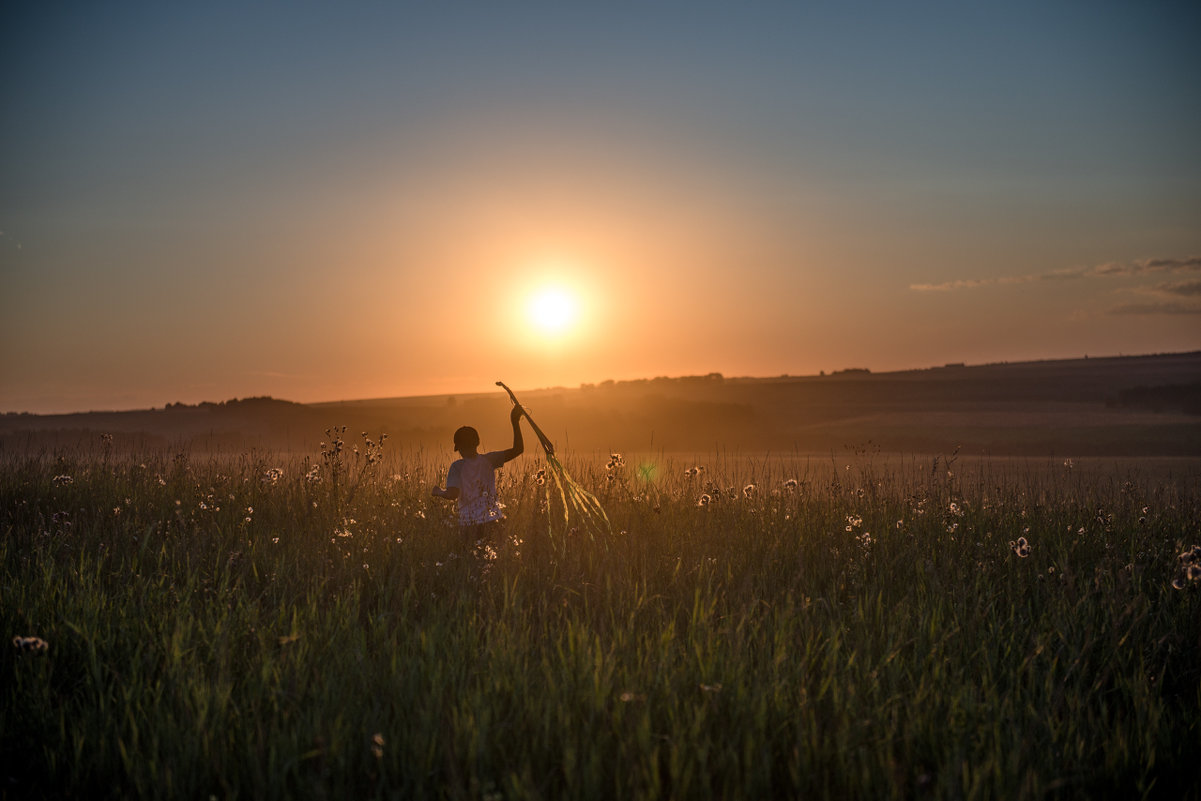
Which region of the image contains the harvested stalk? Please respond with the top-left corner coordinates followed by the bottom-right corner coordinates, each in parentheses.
top-left (496, 381), bottom-right (611, 543)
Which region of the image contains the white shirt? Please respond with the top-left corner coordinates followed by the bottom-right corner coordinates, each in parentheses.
top-left (445, 451), bottom-right (507, 525)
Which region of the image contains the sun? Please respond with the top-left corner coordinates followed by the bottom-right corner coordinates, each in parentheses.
top-left (526, 286), bottom-right (578, 335)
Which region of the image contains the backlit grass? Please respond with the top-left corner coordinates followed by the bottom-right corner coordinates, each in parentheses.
top-left (2, 440), bottom-right (1199, 799)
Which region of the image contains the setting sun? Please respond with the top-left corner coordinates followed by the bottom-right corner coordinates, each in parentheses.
top-left (527, 286), bottom-right (578, 335)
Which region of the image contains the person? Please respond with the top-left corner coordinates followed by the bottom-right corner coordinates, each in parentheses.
top-left (431, 404), bottom-right (525, 549)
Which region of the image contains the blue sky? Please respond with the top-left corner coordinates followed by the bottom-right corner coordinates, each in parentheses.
top-left (2, 1), bottom-right (1199, 412)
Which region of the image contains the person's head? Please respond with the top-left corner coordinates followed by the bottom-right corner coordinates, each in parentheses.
top-left (453, 425), bottom-right (480, 454)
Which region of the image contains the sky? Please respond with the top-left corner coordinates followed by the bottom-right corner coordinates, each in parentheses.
top-left (2, 1), bottom-right (1199, 413)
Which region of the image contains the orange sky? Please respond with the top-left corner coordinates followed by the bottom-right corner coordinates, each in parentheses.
top-left (2, 4), bottom-right (1199, 413)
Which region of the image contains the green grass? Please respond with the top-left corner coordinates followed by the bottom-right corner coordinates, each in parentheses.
top-left (2, 440), bottom-right (1199, 799)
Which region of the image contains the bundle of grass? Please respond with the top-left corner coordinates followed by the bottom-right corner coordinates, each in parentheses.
top-left (497, 381), bottom-right (611, 545)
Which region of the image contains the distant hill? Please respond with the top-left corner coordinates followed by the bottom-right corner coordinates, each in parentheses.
top-left (2, 352), bottom-right (1199, 457)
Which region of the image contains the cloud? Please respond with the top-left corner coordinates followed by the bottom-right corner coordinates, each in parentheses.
top-left (1136, 256), bottom-right (1201, 272)
top-left (910, 256), bottom-right (1201, 292)
top-left (909, 278), bottom-right (992, 292)
top-left (1089, 257), bottom-right (1201, 277)
top-left (909, 274), bottom-right (1043, 292)
top-left (1107, 301), bottom-right (1201, 316)
top-left (1155, 279), bottom-right (1201, 297)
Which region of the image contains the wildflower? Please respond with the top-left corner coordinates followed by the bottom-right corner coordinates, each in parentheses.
top-left (742, 483), bottom-right (756, 499)
top-left (52, 475), bottom-right (73, 487)
top-left (619, 691), bottom-right (645, 703)
top-left (371, 733), bottom-right (385, 759)
top-left (1189, 564), bottom-right (1201, 582)
top-left (1011, 535), bottom-right (1031, 558)
top-left (1172, 577), bottom-right (1187, 590)
top-left (948, 502), bottom-right (963, 517)
top-left (606, 453), bottom-right (625, 470)
top-left (12, 636), bottom-right (48, 654)
top-left (699, 683), bottom-right (723, 693)
top-left (697, 494), bottom-right (711, 507)
top-left (1064, 459), bottom-right (1074, 471)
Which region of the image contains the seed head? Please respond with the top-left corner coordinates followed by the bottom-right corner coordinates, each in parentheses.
top-left (12, 636), bottom-right (48, 654)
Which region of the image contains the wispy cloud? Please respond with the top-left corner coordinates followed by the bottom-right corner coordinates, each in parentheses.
top-left (1107, 302), bottom-right (1201, 316)
top-left (909, 274), bottom-right (1041, 292)
top-left (1155, 279), bottom-right (1201, 297)
top-left (910, 256), bottom-right (1201, 293)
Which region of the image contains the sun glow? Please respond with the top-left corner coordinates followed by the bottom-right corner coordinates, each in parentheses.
top-left (527, 286), bottom-right (578, 335)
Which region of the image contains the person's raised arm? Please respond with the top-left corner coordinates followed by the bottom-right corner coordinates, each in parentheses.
top-left (500, 404), bottom-right (524, 463)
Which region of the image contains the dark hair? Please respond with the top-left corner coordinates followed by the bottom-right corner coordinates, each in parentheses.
top-left (453, 426), bottom-right (480, 451)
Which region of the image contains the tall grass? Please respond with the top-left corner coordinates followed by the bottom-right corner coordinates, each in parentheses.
top-left (2, 439), bottom-right (1199, 799)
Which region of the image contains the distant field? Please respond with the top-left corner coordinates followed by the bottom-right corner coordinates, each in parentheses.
top-left (2, 352), bottom-right (1199, 456)
top-left (3, 443), bottom-right (1200, 799)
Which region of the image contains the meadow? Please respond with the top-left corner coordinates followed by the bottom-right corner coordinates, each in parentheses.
top-left (2, 434), bottom-right (1199, 800)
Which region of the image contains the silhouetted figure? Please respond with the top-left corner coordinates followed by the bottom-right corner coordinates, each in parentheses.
top-left (432, 404), bottom-right (525, 549)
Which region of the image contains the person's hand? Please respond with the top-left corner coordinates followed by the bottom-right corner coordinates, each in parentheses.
top-left (510, 404), bottom-right (525, 424)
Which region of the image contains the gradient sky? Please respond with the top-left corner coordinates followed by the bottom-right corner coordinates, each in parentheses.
top-left (2, 1), bottom-right (1199, 413)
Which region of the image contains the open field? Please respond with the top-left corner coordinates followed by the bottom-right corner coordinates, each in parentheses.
top-left (3, 440), bottom-right (1200, 799)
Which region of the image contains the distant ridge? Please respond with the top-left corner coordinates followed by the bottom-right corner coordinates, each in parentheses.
top-left (2, 351), bottom-right (1199, 457)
